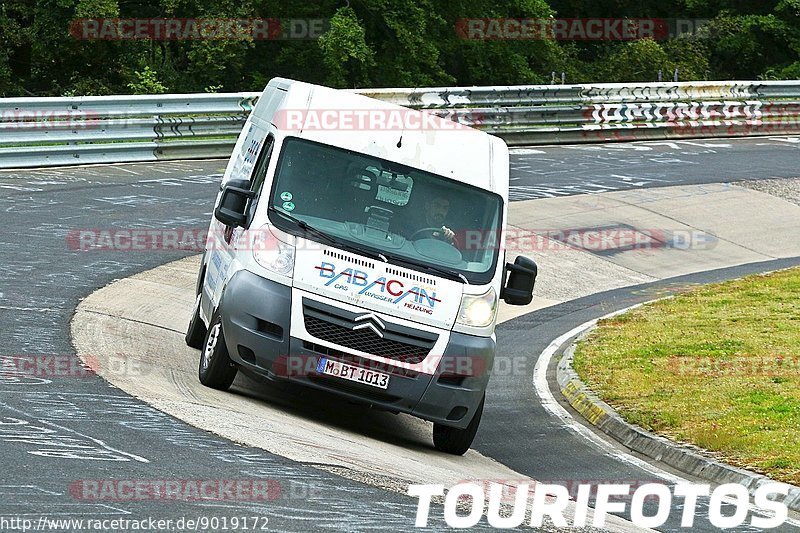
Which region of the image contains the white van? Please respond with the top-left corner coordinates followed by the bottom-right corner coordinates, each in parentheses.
top-left (185, 78), bottom-right (537, 455)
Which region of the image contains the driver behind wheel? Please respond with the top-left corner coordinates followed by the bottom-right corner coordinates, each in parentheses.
top-left (405, 193), bottom-right (458, 245)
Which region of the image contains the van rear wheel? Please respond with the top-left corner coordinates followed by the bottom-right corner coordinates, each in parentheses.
top-left (198, 311), bottom-right (238, 390)
top-left (432, 394), bottom-right (484, 455)
top-left (185, 293), bottom-right (207, 349)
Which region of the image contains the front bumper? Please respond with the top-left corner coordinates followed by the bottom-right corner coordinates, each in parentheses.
top-left (219, 270), bottom-right (495, 429)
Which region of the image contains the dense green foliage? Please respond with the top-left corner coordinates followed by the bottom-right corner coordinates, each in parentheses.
top-left (0, 0), bottom-right (798, 96)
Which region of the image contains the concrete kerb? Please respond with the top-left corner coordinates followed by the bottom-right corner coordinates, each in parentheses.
top-left (555, 318), bottom-right (800, 514)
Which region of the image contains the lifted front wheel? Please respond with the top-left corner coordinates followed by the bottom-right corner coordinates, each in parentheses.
top-left (432, 394), bottom-right (484, 455)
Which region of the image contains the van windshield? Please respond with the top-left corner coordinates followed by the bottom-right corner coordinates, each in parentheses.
top-left (267, 137), bottom-right (503, 285)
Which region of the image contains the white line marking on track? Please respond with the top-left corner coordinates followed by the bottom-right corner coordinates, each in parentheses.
top-left (38, 419), bottom-right (151, 463)
top-left (532, 303), bottom-right (800, 526)
top-left (0, 305), bottom-right (59, 312)
top-left (113, 166), bottom-right (140, 175)
top-left (0, 485), bottom-right (61, 495)
top-left (0, 400), bottom-right (150, 464)
top-left (510, 148), bottom-right (547, 155)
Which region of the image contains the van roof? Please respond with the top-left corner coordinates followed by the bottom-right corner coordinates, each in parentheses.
top-left (256, 78), bottom-right (508, 196)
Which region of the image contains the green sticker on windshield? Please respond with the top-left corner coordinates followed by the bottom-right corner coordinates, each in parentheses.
top-left (280, 191), bottom-right (293, 201)
top-left (282, 201), bottom-right (295, 211)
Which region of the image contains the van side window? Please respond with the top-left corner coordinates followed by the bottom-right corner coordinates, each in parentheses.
top-left (246, 134), bottom-right (275, 226)
top-left (250, 135), bottom-right (275, 195)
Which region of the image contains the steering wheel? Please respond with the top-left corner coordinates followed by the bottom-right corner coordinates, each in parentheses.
top-left (411, 227), bottom-right (447, 240)
top-left (410, 227), bottom-right (459, 247)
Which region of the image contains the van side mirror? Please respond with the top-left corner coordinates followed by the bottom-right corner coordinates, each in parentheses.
top-left (501, 256), bottom-right (538, 306)
top-left (214, 179), bottom-right (255, 228)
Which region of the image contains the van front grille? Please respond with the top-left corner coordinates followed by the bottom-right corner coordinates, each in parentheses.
top-left (302, 299), bottom-right (437, 364)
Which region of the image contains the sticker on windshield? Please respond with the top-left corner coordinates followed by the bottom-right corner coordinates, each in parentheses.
top-left (282, 201), bottom-right (296, 211)
top-left (376, 173), bottom-right (413, 206)
top-left (280, 191), bottom-right (293, 201)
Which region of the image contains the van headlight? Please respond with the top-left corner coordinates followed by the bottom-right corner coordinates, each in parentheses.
top-left (457, 287), bottom-right (497, 328)
top-left (252, 225), bottom-right (295, 276)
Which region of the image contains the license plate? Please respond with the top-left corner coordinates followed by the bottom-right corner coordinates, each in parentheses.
top-left (316, 358), bottom-right (390, 390)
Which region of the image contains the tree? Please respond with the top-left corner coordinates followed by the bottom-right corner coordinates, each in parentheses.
top-left (127, 66), bottom-right (168, 94)
top-left (0, 0), bottom-right (797, 96)
top-left (592, 39), bottom-right (672, 82)
top-left (318, 7), bottom-right (375, 88)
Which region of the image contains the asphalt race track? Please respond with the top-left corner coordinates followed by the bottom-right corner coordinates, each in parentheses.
top-left (1, 136), bottom-right (799, 531)
top-left (508, 136), bottom-right (800, 200)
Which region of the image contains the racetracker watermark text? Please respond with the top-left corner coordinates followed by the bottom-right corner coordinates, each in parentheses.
top-left (272, 109), bottom-right (476, 131)
top-left (66, 227), bottom-right (718, 253)
top-left (456, 18), bottom-right (711, 40)
top-left (69, 479), bottom-right (281, 502)
top-left (667, 355), bottom-right (800, 376)
top-left (456, 18), bottom-right (667, 40)
top-left (69, 18), bottom-right (327, 40)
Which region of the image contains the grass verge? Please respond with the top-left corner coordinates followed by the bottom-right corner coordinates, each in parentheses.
top-left (573, 267), bottom-right (800, 485)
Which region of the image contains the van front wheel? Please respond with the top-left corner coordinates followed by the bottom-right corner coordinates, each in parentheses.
top-left (198, 311), bottom-right (238, 390)
top-left (432, 395), bottom-right (484, 455)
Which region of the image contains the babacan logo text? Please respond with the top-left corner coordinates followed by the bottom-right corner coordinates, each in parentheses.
top-left (315, 262), bottom-right (440, 314)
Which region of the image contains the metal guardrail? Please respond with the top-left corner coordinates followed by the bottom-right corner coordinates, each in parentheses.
top-left (0, 93), bottom-right (257, 168)
top-left (1, 81), bottom-right (799, 169)
top-left (363, 81), bottom-right (800, 145)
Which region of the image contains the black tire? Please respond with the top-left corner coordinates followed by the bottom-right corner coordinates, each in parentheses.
top-left (185, 293), bottom-right (207, 349)
top-left (432, 394), bottom-right (485, 455)
top-left (198, 310), bottom-right (238, 390)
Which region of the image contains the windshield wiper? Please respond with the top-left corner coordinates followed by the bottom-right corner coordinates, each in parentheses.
top-left (344, 245), bottom-right (387, 263)
top-left (419, 263), bottom-right (470, 285)
top-left (381, 251), bottom-right (470, 285)
top-left (269, 207), bottom-right (394, 262)
top-left (267, 205), bottom-right (337, 245)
